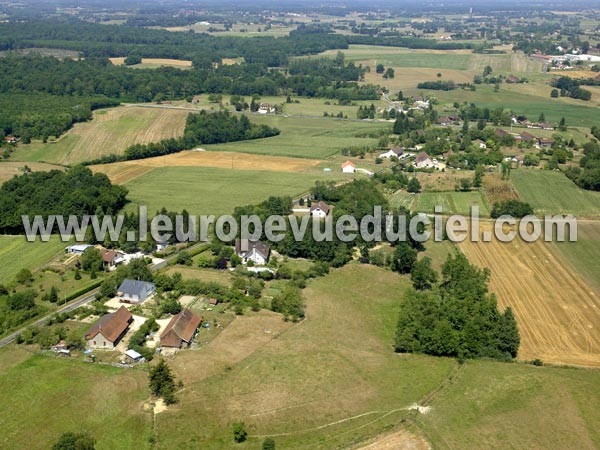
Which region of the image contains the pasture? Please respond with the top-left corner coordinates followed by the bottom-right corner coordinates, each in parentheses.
top-left (413, 190), bottom-right (490, 216)
top-left (460, 228), bottom-right (600, 367)
top-left (510, 169), bottom-right (600, 217)
top-left (0, 235), bottom-right (67, 283)
top-left (122, 166), bottom-right (346, 216)
top-left (0, 350), bottom-right (152, 450)
top-left (11, 106), bottom-right (188, 165)
top-left (200, 114), bottom-right (389, 159)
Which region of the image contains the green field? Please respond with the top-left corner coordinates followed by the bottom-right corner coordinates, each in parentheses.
top-left (553, 222), bottom-right (600, 294)
top-left (202, 114), bottom-right (389, 159)
top-left (0, 348), bottom-right (152, 450)
top-left (423, 84), bottom-right (600, 128)
top-left (0, 235), bottom-right (67, 283)
top-left (414, 190), bottom-right (490, 216)
top-left (123, 166), bottom-right (345, 216)
top-left (511, 169), bottom-right (600, 216)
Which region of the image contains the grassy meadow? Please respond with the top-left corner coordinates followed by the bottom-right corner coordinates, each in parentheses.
top-left (510, 169), bottom-right (600, 217)
top-left (0, 235), bottom-right (67, 283)
top-left (123, 166), bottom-right (347, 216)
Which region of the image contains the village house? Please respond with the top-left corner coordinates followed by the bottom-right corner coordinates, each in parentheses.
top-left (117, 279), bottom-right (156, 304)
top-left (85, 306), bottom-right (133, 349)
top-left (495, 128), bottom-right (510, 138)
top-left (310, 201), bottom-right (331, 219)
top-left (235, 239), bottom-right (270, 265)
top-left (160, 309), bottom-right (202, 349)
top-left (414, 152), bottom-right (437, 169)
top-left (379, 146), bottom-right (404, 159)
top-left (102, 249), bottom-right (119, 270)
top-left (258, 102), bottom-right (275, 114)
top-left (4, 136), bottom-right (20, 144)
top-left (341, 160), bottom-right (356, 173)
top-left (520, 131), bottom-right (536, 142)
top-left (538, 137), bottom-right (555, 148)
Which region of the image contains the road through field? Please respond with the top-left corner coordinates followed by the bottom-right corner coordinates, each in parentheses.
top-left (460, 233), bottom-right (600, 367)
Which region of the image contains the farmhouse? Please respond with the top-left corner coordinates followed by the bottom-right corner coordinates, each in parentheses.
top-left (538, 137), bottom-right (555, 148)
top-left (117, 279), bottom-right (156, 304)
top-left (235, 239), bottom-right (270, 265)
top-left (379, 147), bottom-right (404, 159)
top-left (414, 152), bottom-right (437, 169)
top-left (85, 306), bottom-right (133, 349)
top-left (66, 244), bottom-right (93, 255)
top-left (258, 102), bottom-right (275, 114)
top-left (310, 201), bottom-right (331, 218)
top-left (341, 161), bottom-right (356, 173)
top-left (160, 309), bottom-right (202, 349)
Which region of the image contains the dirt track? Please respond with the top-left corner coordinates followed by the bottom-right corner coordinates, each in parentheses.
top-left (460, 234), bottom-right (600, 367)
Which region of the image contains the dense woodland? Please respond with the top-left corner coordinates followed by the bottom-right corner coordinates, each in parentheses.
top-left (0, 166), bottom-right (128, 233)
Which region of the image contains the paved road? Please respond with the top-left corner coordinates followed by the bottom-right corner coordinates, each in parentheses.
top-left (0, 289), bottom-right (100, 348)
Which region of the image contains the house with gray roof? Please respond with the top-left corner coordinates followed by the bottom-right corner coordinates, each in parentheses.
top-left (117, 279), bottom-right (156, 304)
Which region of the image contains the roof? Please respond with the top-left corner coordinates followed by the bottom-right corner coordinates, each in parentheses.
top-left (520, 132), bottom-right (536, 140)
top-left (125, 349), bottom-right (142, 360)
top-left (235, 239), bottom-right (270, 258)
top-left (102, 249), bottom-right (118, 263)
top-left (67, 244), bottom-right (93, 252)
top-left (160, 309), bottom-right (202, 348)
top-left (310, 201), bottom-right (331, 214)
top-left (117, 279), bottom-right (155, 298)
top-left (415, 152), bottom-right (431, 164)
top-left (86, 306), bottom-right (132, 343)
top-left (495, 128), bottom-right (510, 137)
top-left (341, 160), bottom-right (355, 169)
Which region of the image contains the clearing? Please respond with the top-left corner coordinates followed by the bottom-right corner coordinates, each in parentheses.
top-left (109, 57), bottom-right (192, 68)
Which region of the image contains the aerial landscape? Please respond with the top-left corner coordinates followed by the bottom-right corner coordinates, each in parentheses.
top-left (0, 0), bottom-right (600, 448)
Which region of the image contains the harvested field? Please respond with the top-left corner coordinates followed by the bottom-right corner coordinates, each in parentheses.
top-left (483, 172), bottom-right (520, 205)
top-left (92, 150), bottom-right (323, 183)
top-left (109, 57), bottom-right (192, 68)
top-left (12, 106), bottom-right (188, 165)
top-left (356, 429), bottom-right (431, 450)
top-left (460, 228), bottom-right (600, 366)
top-left (0, 161), bottom-right (64, 184)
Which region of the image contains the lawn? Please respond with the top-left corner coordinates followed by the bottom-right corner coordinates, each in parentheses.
top-left (510, 169), bottom-right (600, 217)
top-left (123, 166), bottom-right (345, 216)
top-left (0, 235), bottom-right (67, 283)
top-left (0, 350), bottom-right (152, 450)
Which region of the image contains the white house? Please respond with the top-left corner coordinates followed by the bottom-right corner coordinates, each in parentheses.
top-left (414, 152), bottom-right (437, 169)
top-left (258, 103), bottom-right (275, 114)
top-left (341, 161), bottom-right (356, 173)
top-left (379, 147), bottom-right (404, 159)
top-left (310, 201), bottom-right (331, 219)
top-left (235, 239), bottom-right (270, 265)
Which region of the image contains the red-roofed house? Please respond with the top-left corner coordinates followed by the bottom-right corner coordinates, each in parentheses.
top-left (160, 309), bottom-right (202, 348)
top-left (341, 161), bottom-right (356, 173)
top-left (85, 306), bottom-right (133, 349)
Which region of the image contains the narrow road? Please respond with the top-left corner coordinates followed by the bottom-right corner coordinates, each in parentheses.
top-left (0, 289), bottom-right (99, 348)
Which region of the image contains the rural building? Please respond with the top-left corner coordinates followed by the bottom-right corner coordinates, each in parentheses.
top-left (117, 279), bottom-right (156, 304)
top-left (125, 348), bottom-right (143, 362)
top-left (258, 103), bottom-right (275, 114)
top-left (538, 137), bottom-right (555, 148)
top-left (235, 239), bottom-right (271, 265)
top-left (310, 201), bottom-right (331, 219)
top-left (414, 152), bottom-right (437, 169)
top-left (495, 128), bottom-right (510, 138)
top-left (379, 147), bottom-right (404, 159)
top-left (520, 132), bottom-right (536, 142)
top-left (102, 249), bottom-right (119, 269)
top-left (50, 340), bottom-right (68, 352)
top-left (4, 136), bottom-right (20, 144)
top-left (341, 161), bottom-right (356, 173)
top-left (160, 309), bottom-right (202, 349)
top-left (85, 306), bottom-right (133, 349)
top-left (66, 244), bottom-right (93, 255)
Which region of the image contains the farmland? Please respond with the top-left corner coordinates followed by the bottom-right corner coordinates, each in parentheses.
top-left (554, 223), bottom-right (600, 294)
top-left (92, 150), bottom-right (323, 184)
top-left (0, 161), bottom-right (64, 184)
top-left (109, 57), bottom-right (192, 69)
top-left (10, 106), bottom-right (188, 165)
top-left (122, 166), bottom-right (347, 216)
top-left (460, 229), bottom-right (600, 367)
top-left (413, 190), bottom-right (490, 216)
top-left (0, 235), bottom-right (67, 282)
top-left (510, 170), bottom-right (600, 217)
